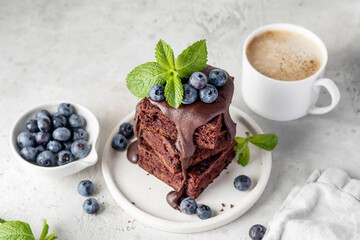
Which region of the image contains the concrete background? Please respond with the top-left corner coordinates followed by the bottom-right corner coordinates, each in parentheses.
top-left (0, 0), bottom-right (359, 239)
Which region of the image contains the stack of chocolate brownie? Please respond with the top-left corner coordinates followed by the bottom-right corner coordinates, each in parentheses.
top-left (135, 97), bottom-right (236, 199)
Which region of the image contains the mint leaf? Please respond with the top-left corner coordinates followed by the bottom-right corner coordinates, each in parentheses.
top-left (0, 219), bottom-right (6, 224)
top-left (234, 137), bottom-right (247, 152)
top-left (175, 39), bottom-right (207, 78)
top-left (0, 221), bottom-right (35, 240)
top-left (155, 40), bottom-right (175, 70)
top-left (249, 134), bottom-right (278, 151)
top-left (126, 62), bottom-right (168, 98)
top-left (238, 145), bottom-right (250, 167)
top-left (44, 231), bottom-right (57, 240)
top-left (39, 219), bottom-right (49, 240)
top-left (164, 73), bottom-right (183, 108)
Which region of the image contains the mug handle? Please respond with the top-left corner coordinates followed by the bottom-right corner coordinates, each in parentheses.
top-left (308, 78), bottom-right (341, 115)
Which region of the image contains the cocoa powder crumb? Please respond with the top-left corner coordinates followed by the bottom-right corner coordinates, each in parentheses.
top-left (220, 209), bottom-right (224, 212)
top-left (230, 204), bottom-right (234, 208)
top-left (131, 202), bottom-right (135, 205)
top-left (221, 203), bottom-right (225, 207)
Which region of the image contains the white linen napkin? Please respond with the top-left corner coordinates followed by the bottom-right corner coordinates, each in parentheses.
top-left (264, 168), bottom-right (360, 240)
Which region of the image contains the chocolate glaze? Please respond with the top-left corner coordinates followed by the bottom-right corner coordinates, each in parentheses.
top-left (127, 141), bottom-right (139, 164)
top-left (131, 65), bottom-right (236, 209)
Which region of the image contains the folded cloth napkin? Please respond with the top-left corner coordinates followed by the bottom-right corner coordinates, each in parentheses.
top-left (264, 168), bottom-right (360, 240)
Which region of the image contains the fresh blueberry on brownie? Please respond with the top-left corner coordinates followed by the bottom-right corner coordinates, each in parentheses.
top-left (189, 72), bottom-right (207, 89)
top-left (249, 224), bottom-right (266, 240)
top-left (119, 122), bottom-right (134, 139)
top-left (209, 69), bottom-right (228, 87)
top-left (234, 175), bottom-right (251, 191)
top-left (180, 197), bottom-right (197, 215)
top-left (149, 84), bottom-right (165, 101)
top-left (199, 84), bottom-right (218, 103)
top-left (83, 198), bottom-right (99, 214)
top-left (78, 180), bottom-right (95, 197)
top-left (181, 84), bottom-right (198, 105)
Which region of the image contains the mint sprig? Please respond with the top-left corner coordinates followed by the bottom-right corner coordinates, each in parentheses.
top-left (0, 218), bottom-right (57, 240)
top-left (126, 39), bottom-right (208, 108)
top-left (235, 133), bottom-right (278, 167)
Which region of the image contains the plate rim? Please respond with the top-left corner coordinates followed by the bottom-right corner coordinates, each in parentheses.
top-left (101, 105), bottom-right (272, 233)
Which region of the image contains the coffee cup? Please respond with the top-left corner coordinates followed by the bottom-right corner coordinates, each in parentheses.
top-left (241, 23), bottom-right (340, 121)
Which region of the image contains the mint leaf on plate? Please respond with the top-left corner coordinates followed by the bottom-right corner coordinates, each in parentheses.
top-left (0, 221), bottom-right (35, 240)
top-left (238, 144), bottom-right (250, 167)
top-left (249, 134), bottom-right (278, 151)
top-left (155, 39), bottom-right (175, 70)
top-left (126, 62), bottom-right (168, 98)
top-left (234, 137), bottom-right (247, 152)
top-left (175, 39), bottom-right (207, 78)
top-left (164, 73), bottom-right (183, 108)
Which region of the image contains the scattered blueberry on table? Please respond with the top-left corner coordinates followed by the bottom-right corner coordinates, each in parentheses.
top-left (249, 224), bottom-right (266, 240)
top-left (16, 103), bottom-right (91, 167)
top-left (83, 198), bottom-right (100, 214)
top-left (119, 122), bottom-right (134, 139)
top-left (234, 175), bottom-right (252, 191)
top-left (179, 197), bottom-right (213, 220)
top-left (78, 180), bottom-right (95, 197)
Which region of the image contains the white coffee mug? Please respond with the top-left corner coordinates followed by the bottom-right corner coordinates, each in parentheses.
top-left (241, 23), bottom-right (340, 121)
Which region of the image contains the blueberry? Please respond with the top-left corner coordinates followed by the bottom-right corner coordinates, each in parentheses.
top-left (68, 114), bottom-right (86, 128)
top-left (83, 198), bottom-right (99, 214)
top-left (111, 134), bottom-right (127, 151)
top-left (199, 84), bottom-right (218, 103)
top-left (36, 150), bottom-right (55, 167)
top-left (62, 141), bottom-right (72, 151)
top-left (149, 84), bottom-right (165, 101)
top-left (73, 128), bottom-right (87, 141)
top-left (182, 84), bottom-right (198, 105)
top-left (58, 103), bottom-right (73, 117)
top-left (56, 150), bottom-right (74, 166)
top-left (189, 72), bottom-right (207, 89)
top-left (47, 140), bottom-right (63, 153)
top-left (26, 119), bottom-right (39, 133)
top-left (196, 204), bottom-right (212, 220)
top-left (52, 115), bottom-right (67, 129)
top-left (209, 69), bottom-right (228, 87)
top-left (71, 140), bottom-right (91, 159)
top-left (35, 132), bottom-right (51, 146)
top-left (234, 175), bottom-right (251, 191)
top-left (52, 127), bottom-right (71, 142)
top-left (35, 145), bottom-right (46, 153)
top-left (35, 109), bottom-right (51, 120)
top-left (249, 224), bottom-right (266, 240)
top-left (37, 116), bottom-right (52, 132)
top-left (180, 197), bottom-right (197, 215)
top-left (52, 112), bottom-right (63, 118)
top-left (78, 180), bottom-right (95, 196)
top-left (119, 123), bottom-right (133, 139)
top-left (17, 132), bottom-right (36, 148)
top-left (20, 147), bottom-right (38, 161)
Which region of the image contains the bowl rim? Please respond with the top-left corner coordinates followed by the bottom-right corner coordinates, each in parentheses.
top-left (9, 101), bottom-right (100, 174)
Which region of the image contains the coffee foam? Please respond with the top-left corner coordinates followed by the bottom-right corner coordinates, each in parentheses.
top-left (246, 30), bottom-right (322, 81)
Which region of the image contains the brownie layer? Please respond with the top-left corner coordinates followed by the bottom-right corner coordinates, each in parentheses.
top-left (137, 140), bottom-right (236, 199)
top-left (140, 129), bottom-right (233, 174)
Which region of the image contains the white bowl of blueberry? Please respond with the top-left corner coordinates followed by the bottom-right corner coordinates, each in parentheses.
top-left (10, 102), bottom-right (100, 177)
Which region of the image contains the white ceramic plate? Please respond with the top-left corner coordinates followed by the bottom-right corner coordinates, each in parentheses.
top-left (10, 101), bottom-right (100, 177)
top-left (102, 105), bottom-right (271, 233)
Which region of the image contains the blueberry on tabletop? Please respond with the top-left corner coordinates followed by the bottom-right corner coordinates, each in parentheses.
top-left (71, 140), bottom-right (91, 159)
top-left (52, 127), bottom-right (71, 142)
top-left (58, 103), bottom-right (74, 117)
top-left (26, 119), bottom-right (39, 133)
top-left (35, 132), bottom-right (51, 146)
top-left (37, 116), bottom-right (52, 132)
top-left (149, 84), bottom-right (165, 101)
top-left (234, 175), bottom-right (251, 191)
top-left (189, 72), bottom-right (207, 89)
top-left (56, 150), bottom-right (74, 166)
top-left (78, 180), bottom-right (95, 197)
top-left (180, 197), bottom-right (197, 215)
top-left (20, 147), bottom-right (38, 161)
top-left (47, 140), bottom-right (63, 153)
top-left (199, 84), bottom-right (218, 103)
top-left (68, 114), bottom-right (86, 128)
top-left (73, 128), bottom-right (88, 141)
top-left (181, 84), bottom-right (198, 105)
top-left (35, 109), bottom-right (51, 120)
top-left (36, 150), bottom-right (55, 167)
top-left (52, 115), bottom-right (67, 129)
top-left (35, 145), bottom-right (46, 153)
top-left (62, 141), bottom-right (72, 151)
top-left (209, 69), bottom-right (228, 87)
top-left (17, 132), bottom-right (36, 148)
top-left (249, 224), bottom-right (266, 240)
top-left (83, 198), bottom-right (99, 214)
top-left (111, 134), bottom-right (127, 151)
top-left (196, 204), bottom-right (212, 220)
top-left (119, 122), bottom-right (133, 139)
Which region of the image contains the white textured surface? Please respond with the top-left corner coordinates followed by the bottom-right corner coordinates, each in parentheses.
top-left (0, 0), bottom-right (359, 239)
